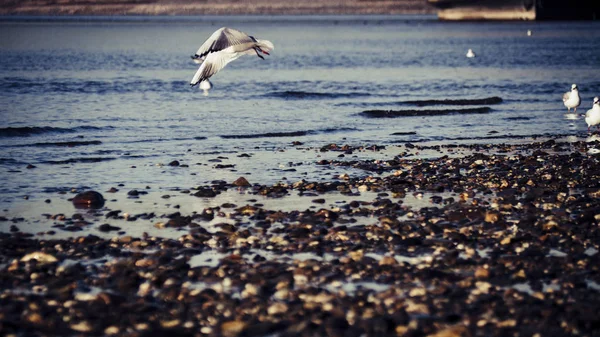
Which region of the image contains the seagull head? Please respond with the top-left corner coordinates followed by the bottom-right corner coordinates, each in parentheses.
top-left (256, 39), bottom-right (274, 55)
top-left (571, 84), bottom-right (578, 91)
top-left (594, 96), bottom-right (600, 105)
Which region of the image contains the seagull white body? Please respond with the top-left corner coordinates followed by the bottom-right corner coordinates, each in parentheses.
top-left (199, 79), bottom-right (212, 95)
top-left (189, 27), bottom-right (274, 89)
top-left (585, 97), bottom-right (600, 132)
top-left (466, 49), bottom-right (475, 58)
top-left (563, 84), bottom-right (581, 113)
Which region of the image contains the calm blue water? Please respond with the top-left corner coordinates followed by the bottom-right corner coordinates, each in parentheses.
top-left (1, 15), bottom-right (600, 210)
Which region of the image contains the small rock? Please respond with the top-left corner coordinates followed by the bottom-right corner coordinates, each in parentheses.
top-left (409, 287), bottom-right (427, 297)
top-left (72, 191), bottom-right (105, 209)
top-left (427, 325), bottom-right (468, 337)
top-left (105, 210), bottom-right (121, 218)
top-left (194, 188), bottom-right (216, 198)
top-left (70, 321), bottom-right (93, 332)
top-left (485, 211), bottom-right (500, 223)
top-left (233, 177), bottom-right (251, 187)
top-left (267, 302), bottom-right (288, 315)
top-left (475, 267), bottom-right (490, 279)
top-left (379, 255), bottom-right (397, 266)
top-left (26, 312), bottom-right (43, 324)
top-left (104, 326), bottom-right (120, 335)
top-left (221, 321), bottom-right (246, 337)
top-left (135, 258), bottom-right (156, 268)
top-left (21, 252), bottom-right (58, 264)
top-left (241, 283), bottom-right (259, 298)
top-left (160, 319), bottom-right (181, 328)
top-left (98, 224), bottom-right (121, 232)
top-left (166, 216), bottom-right (191, 227)
top-left (475, 281), bottom-right (492, 294)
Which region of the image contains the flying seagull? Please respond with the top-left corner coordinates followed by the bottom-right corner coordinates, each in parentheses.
top-left (585, 96), bottom-right (600, 133)
top-left (190, 27), bottom-right (274, 90)
top-left (562, 83), bottom-right (581, 113)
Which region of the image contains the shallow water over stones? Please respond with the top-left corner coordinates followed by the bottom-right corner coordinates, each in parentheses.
top-left (1, 137), bottom-right (600, 336)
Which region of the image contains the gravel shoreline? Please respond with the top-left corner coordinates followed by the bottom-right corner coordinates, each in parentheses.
top-left (1, 137), bottom-right (600, 336)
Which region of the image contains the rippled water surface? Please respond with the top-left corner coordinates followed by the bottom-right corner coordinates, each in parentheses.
top-left (1, 15), bottom-right (600, 212)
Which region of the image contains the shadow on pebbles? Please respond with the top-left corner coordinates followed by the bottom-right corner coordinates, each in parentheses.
top-left (1, 138), bottom-right (600, 337)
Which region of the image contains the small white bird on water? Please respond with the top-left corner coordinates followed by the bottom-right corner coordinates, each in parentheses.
top-left (466, 48), bottom-right (475, 58)
top-left (585, 96), bottom-right (600, 133)
top-left (562, 83), bottom-right (581, 113)
top-left (189, 27), bottom-right (274, 92)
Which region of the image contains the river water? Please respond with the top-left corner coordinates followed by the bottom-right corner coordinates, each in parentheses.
top-left (1, 15), bottom-right (599, 235)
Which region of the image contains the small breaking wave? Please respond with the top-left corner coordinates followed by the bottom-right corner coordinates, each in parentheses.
top-left (503, 116), bottom-right (531, 121)
top-left (264, 90), bottom-right (371, 100)
top-left (23, 141), bottom-right (102, 147)
top-left (0, 76), bottom-right (183, 95)
top-left (221, 131), bottom-right (308, 139)
top-left (391, 132), bottom-right (417, 136)
top-left (401, 132), bottom-right (577, 143)
top-left (0, 126), bottom-right (105, 137)
top-left (43, 157), bottom-right (116, 164)
top-left (0, 158), bottom-right (21, 165)
top-left (445, 133), bottom-right (574, 141)
top-left (361, 107), bottom-right (492, 118)
top-left (220, 127), bottom-right (358, 139)
top-left (403, 97), bottom-right (502, 107)
top-left (336, 96), bottom-right (502, 108)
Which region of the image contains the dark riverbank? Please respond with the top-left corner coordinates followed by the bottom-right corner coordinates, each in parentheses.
top-left (0, 0), bottom-right (434, 16)
top-left (2, 137), bottom-right (599, 336)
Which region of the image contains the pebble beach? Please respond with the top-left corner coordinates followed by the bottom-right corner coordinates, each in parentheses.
top-left (2, 136), bottom-right (600, 336)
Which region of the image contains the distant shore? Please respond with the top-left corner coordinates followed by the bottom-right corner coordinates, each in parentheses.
top-left (0, 0), bottom-right (435, 16)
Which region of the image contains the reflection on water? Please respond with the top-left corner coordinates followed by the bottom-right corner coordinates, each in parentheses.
top-left (564, 113), bottom-right (580, 120)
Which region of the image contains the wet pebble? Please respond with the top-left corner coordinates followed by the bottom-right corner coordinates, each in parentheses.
top-left (72, 191), bottom-right (105, 209)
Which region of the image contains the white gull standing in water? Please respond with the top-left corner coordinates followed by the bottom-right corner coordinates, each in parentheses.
top-left (189, 27), bottom-right (274, 91)
top-left (562, 83), bottom-right (581, 113)
top-left (466, 48), bottom-right (475, 58)
top-left (585, 96), bottom-right (600, 133)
